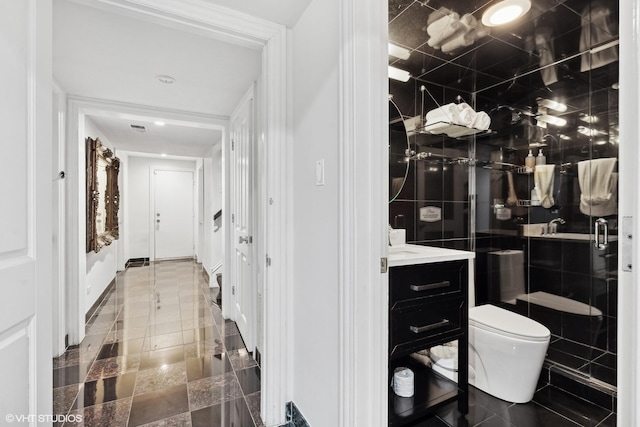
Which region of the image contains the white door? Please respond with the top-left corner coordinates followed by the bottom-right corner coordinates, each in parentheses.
top-left (231, 87), bottom-right (255, 351)
top-left (154, 170), bottom-right (194, 260)
top-left (0, 0), bottom-right (53, 421)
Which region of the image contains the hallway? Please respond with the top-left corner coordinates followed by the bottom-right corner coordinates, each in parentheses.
top-left (53, 260), bottom-right (263, 426)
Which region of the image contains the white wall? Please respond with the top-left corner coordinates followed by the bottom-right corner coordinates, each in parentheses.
top-left (84, 116), bottom-right (118, 312)
top-left (126, 156), bottom-right (197, 259)
top-left (291, 0), bottom-right (340, 424)
top-left (195, 159), bottom-right (204, 263)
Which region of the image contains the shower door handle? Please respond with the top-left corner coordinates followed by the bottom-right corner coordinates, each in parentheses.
top-left (594, 218), bottom-right (608, 250)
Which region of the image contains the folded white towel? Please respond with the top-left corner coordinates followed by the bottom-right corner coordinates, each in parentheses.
top-left (472, 111), bottom-right (491, 130)
top-left (427, 20), bottom-right (464, 49)
top-left (456, 102), bottom-right (476, 127)
top-left (578, 158), bottom-right (617, 216)
top-left (534, 164), bottom-right (556, 208)
top-left (441, 28), bottom-right (478, 53)
top-left (425, 103), bottom-right (459, 125)
top-left (427, 12), bottom-right (460, 37)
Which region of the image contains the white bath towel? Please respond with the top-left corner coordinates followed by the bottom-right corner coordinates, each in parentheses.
top-left (427, 20), bottom-right (464, 49)
top-left (534, 164), bottom-right (556, 208)
top-left (456, 102), bottom-right (477, 127)
top-left (506, 171), bottom-right (518, 206)
top-left (472, 111), bottom-right (491, 130)
top-left (427, 12), bottom-right (460, 37)
top-left (425, 103), bottom-right (459, 126)
top-left (578, 158), bottom-right (618, 216)
top-left (441, 28), bottom-right (478, 53)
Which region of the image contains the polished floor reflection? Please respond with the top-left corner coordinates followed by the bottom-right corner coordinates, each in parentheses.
top-left (53, 260), bottom-right (264, 427)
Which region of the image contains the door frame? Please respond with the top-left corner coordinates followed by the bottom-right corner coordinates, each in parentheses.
top-left (66, 1), bottom-right (290, 424)
top-left (65, 95), bottom-right (226, 344)
top-left (149, 167), bottom-right (196, 261)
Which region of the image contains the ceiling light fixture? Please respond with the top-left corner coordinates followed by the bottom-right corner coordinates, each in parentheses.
top-left (537, 114), bottom-right (567, 127)
top-left (154, 120), bottom-right (166, 126)
top-left (537, 98), bottom-right (567, 112)
top-left (157, 75), bottom-right (176, 84)
top-left (389, 66), bottom-right (411, 82)
top-left (388, 43), bottom-right (411, 60)
top-left (161, 153), bottom-right (168, 157)
top-left (481, 0), bottom-right (531, 27)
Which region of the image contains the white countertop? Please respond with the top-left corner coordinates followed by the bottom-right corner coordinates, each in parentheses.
top-left (388, 243), bottom-right (475, 267)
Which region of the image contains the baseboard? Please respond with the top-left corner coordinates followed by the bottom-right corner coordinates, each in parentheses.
top-left (285, 401), bottom-right (310, 427)
top-left (85, 276), bottom-right (116, 323)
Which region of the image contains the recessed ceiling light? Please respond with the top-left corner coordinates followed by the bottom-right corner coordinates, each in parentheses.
top-left (388, 66), bottom-right (411, 82)
top-left (154, 120), bottom-right (166, 126)
top-left (161, 153), bottom-right (168, 157)
top-left (482, 0), bottom-right (531, 27)
top-left (537, 98), bottom-right (567, 113)
top-left (537, 114), bottom-right (567, 127)
top-left (156, 75), bottom-right (176, 84)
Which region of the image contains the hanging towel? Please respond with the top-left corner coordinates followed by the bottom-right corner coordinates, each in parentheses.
top-left (472, 111), bottom-right (491, 130)
top-left (506, 171), bottom-right (518, 206)
top-left (534, 165), bottom-right (556, 208)
top-left (578, 158), bottom-right (618, 216)
top-left (534, 27), bottom-right (558, 87)
top-left (427, 20), bottom-right (464, 49)
top-left (580, 2), bottom-right (618, 72)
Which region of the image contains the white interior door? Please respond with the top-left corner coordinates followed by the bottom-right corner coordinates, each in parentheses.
top-left (0, 0), bottom-right (53, 420)
top-left (231, 87), bottom-right (255, 351)
top-left (154, 170), bottom-right (195, 260)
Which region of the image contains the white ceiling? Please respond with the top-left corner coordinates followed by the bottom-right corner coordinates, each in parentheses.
top-left (54, 0), bottom-right (302, 157)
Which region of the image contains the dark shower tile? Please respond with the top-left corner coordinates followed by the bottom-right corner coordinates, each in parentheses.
top-left (390, 201), bottom-right (416, 242)
top-left (190, 397), bottom-right (255, 427)
top-left (443, 202), bottom-right (469, 239)
top-left (437, 397), bottom-right (495, 427)
top-left (494, 400), bottom-right (580, 427)
top-left (533, 385), bottom-right (611, 426)
top-left (549, 369), bottom-right (614, 411)
top-left (415, 202), bottom-right (444, 241)
top-left (389, 2), bottom-right (433, 50)
top-left (528, 239), bottom-right (562, 270)
top-left (561, 271), bottom-right (593, 305)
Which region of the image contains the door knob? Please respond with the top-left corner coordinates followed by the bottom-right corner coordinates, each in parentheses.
top-left (156, 220), bottom-right (160, 223)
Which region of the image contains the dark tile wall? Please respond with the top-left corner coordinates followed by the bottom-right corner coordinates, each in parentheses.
top-left (389, 79), bottom-right (474, 250)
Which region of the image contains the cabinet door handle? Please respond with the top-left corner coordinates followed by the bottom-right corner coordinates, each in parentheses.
top-left (410, 319), bottom-right (450, 334)
top-left (410, 281), bottom-right (450, 292)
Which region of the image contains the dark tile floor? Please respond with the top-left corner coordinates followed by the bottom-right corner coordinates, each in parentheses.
top-left (410, 381), bottom-right (615, 427)
top-left (53, 260), bottom-right (264, 427)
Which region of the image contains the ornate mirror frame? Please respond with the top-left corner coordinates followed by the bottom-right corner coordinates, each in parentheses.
top-left (86, 137), bottom-right (120, 253)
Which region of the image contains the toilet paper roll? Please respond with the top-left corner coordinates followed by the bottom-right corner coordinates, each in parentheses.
top-left (392, 367), bottom-right (414, 397)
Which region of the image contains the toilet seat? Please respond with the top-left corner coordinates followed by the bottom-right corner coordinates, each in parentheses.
top-left (469, 304), bottom-right (550, 342)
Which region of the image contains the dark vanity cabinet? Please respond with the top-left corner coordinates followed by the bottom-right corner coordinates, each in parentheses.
top-left (388, 260), bottom-right (468, 426)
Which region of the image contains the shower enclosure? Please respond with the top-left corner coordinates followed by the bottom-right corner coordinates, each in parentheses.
top-left (388, 0), bottom-right (619, 391)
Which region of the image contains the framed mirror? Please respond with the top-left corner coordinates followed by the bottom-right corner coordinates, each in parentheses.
top-left (389, 98), bottom-right (411, 202)
top-left (86, 137), bottom-right (120, 253)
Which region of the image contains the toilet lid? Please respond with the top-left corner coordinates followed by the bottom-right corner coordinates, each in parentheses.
top-left (469, 304), bottom-right (550, 340)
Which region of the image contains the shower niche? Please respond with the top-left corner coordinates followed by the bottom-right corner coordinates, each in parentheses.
top-left (389, 0), bottom-right (619, 396)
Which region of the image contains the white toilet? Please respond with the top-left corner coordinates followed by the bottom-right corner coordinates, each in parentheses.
top-left (468, 304), bottom-right (550, 403)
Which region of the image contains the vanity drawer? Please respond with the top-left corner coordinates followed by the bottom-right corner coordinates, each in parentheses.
top-left (390, 260), bottom-right (466, 309)
top-left (390, 298), bottom-right (464, 357)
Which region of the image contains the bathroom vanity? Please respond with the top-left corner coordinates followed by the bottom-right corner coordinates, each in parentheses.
top-left (388, 244), bottom-right (474, 426)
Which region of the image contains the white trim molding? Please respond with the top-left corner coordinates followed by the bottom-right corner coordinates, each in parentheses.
top-left (617, 0), bottom-right (640, 424)
top-left (338, 0), bottom-right (388, 426)
top-left (64, 2), bottom-right (291, 425)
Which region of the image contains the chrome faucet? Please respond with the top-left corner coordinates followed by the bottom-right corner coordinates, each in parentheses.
top-left (547, 217), bottom-right (566, 234)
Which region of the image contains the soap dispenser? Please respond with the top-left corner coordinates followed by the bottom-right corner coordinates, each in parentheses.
top-left (525, 149), bottom-right (536, 169)
top-left (531, 185), bottom-right (541, 206)
top-left (536, 149), bottom-right (546, 165)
